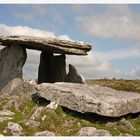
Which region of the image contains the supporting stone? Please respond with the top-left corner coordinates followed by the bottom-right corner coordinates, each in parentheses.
top-left (0, 45), bottom-right (27, 91)
top-left (66, 64), bottom-right (86, 84)
top-left (38, 52), bottom-right (66, 84)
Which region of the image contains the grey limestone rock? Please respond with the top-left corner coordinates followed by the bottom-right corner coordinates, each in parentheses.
top-left (76, 127), bottom-right (112, 136)
top-left (25, 120), bottom-right (40, 128)
top-left (0, 45), bottom-right (27, 91)
top-left (66, 64), bottom-right (86, 84)
top-left (30, 107), bottom-right (46, 120)
top-left (34, 82), bottom-right (140, 117)
top-left (34, 130), bottom-right (56, 136)
top-left (4, 122), bottom-right (23, 136)
top-left (0, 109), bottom-right (15, 116)
top-left (0, 117), bottom-right (13, 123)
top-left (0, 35), bottom-right (91, 55)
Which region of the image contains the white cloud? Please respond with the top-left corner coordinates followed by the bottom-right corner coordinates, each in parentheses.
top-left (129, 67), bottom-right (140, 78)
top-left (0, 24), bottom-right (139, 80)
top-left (0, 24), bottom-right (71, 79)
top-left (75, 5), bottom-right (140, 40)
top-left (96, 46), bottom-right (140, 61)
top-left (66, 44), bottom-right (140, 79)
top-left (0, 24), bottom-right (70, 40)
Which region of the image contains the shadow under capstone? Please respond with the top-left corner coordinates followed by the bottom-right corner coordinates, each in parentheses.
top-left (31, 92), bottom-right (140, 123)
top-left (62, 107), bottom-right (140, 123)
top-left (31, 93), bottom-right (50, 106)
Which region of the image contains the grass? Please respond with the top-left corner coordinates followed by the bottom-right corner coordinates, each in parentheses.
top-left (86, 79), bottom-right (140, 93)
top-left (0, 79), bottom-right (140, 136)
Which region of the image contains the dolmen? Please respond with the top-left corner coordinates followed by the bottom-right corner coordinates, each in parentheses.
top-left (0, 35), bottom-right (91, 91)
top-left (1, 35), bottom-right (140, 118)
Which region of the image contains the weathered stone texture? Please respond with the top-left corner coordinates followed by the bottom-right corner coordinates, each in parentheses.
top-left (76, 127), bottom-right (112, 136)
top-left (34, 82), bottom-right (140, 117)
top-left (0, 45), bottom-right (27, 91)
top-left (4, 122), bottom-right (23, 136)
top-left (34, 130), bottom-right (56, 136)
top-left (66, 64), bottom-right (86, 84)
top-left (0, 35), bottom-right (91, 55)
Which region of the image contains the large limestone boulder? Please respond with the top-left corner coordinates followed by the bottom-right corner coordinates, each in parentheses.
top-left (34, 82), bottom-right (140, 117)
top-left (0, 45), bottom-right (27, 91)
top-left (66, 64), bottom-right (86, 84)
top-left (38, 52), bottom-right (66, 84)
top-left (1, 78), bottom-right (36, 96)
top-left (1, 78), bottom-right (36, 111)
top-left (0, 35), bottom-right (91, 55)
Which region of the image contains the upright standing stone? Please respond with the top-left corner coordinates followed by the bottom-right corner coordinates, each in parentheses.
top-left (38, 52), bottom-right (66, 84)
top-left (0, 45), bottom-right (27, 91)
top-left (66, 64), bottom-right (86, 84)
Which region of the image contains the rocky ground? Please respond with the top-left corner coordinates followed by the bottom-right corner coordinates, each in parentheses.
top-left (0, 79), bottom-right (140, 136)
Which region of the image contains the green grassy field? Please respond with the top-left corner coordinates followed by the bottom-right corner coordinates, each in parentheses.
top-left (0, 79), bottom-right (140, 136)
top-left (86, 79), bottom-right (140, 93)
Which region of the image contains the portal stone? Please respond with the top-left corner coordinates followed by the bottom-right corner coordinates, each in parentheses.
top-left (66, 64), bottom-right (86, 84)
top-left (0, 45), bottom-right (27, 91)
top-left (38, 52), bottom-right (66, 84)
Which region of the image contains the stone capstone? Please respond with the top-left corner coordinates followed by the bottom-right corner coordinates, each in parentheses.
top-left (4, 122), bottom-right (23, 136)
top-left (38, 52), bottom-right (66, 84)
top-left (66, 64), bottom-right (86, 84)
top-left (34, 82), bottom-right (140, 117)
top-left (0, 45), bottom-right (27, 91)
top-left (0, 35), bottom-right (91, 55)
top-left (76, 127), bottom-right (112, 136)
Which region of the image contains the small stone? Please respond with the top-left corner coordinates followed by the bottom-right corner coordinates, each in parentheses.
top-left (41, 115), bottom-right (47, 121)
top-left (29, 80), bottom-right (37, 86)
top-left (30, 107), bottom-right (46, 120)
top-left (76, 127), bottom-right (112, 136)
top-left (119, 119), bottom-right (136, 131)
top-left (77, 122), bottom-right (81, 128)
top-left (0, 117), bottom-right (13, 123)
top-left (25, 120), bottom-right (40, 128)
top-left (0, 109), bottom-right (15, 116)
top-left (46, 101), bottom-right (58, 110)
top-left (120, 118), bottom-right (126, 122)
top-left (106, 122), bottom-right (117, 128)
top-left (63, 120), bottom-right (74, 127)
top-left (34, 130), bottom-right (56, 136)
top-left (4, 122), bottom-right (23, 136)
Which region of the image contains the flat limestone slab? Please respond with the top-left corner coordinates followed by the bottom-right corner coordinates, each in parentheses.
top-left (34, 82), bottom-right (140, 117)
top-left (0, 35), bottom-right (91, 55)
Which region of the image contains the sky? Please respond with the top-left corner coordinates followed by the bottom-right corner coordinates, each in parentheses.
top-left (0, 4), bottom-right (140, 80)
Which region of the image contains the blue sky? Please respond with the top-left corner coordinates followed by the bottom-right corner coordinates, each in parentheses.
top-left (0, 4), bottom-right (140, 79)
